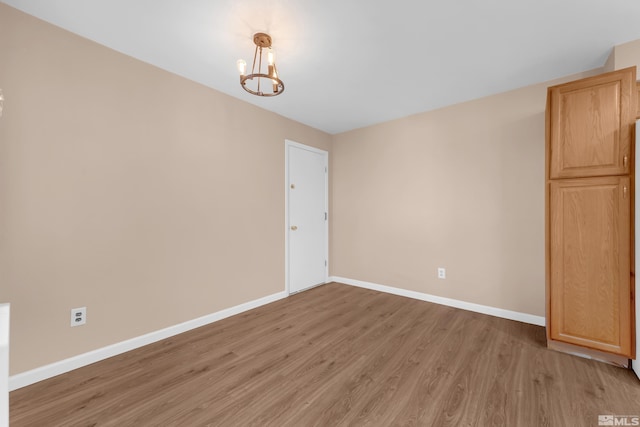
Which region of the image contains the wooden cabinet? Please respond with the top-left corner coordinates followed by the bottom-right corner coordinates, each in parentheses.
top-left (548, 68), bottom-right (635, 179)
top-left (549, 177), bottom-right (631, 355)
top-left (546, 67), bottom-right (636, 361)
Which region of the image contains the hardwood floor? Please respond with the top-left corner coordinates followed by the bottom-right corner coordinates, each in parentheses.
top-left (10, 282), bottom-right (640, 426)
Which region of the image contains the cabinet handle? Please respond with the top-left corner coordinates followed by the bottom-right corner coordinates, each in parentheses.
top-left (624, 186), bottom-right (628, 198)
top-left (624, 155), bottom-right (628, 167)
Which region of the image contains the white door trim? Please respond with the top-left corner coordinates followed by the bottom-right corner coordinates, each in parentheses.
top-left (0, 303), bottom-right (9, 427)
top-left (634, 121), bottom-right (639, 379)
top-left (285, 140), bottom-right (329, 295)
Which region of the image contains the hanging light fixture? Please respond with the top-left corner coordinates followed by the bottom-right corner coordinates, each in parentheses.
top-left (237, 33), bottom-right (284, 97)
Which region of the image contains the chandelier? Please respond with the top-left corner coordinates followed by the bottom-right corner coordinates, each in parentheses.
top-left (237, 33), bottom-right (284, 97)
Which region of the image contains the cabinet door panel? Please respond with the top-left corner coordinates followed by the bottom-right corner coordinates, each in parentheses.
top-left (549, 176), bottom-right (631, 356)
top-left (548, 68), bottom-right (635, 178)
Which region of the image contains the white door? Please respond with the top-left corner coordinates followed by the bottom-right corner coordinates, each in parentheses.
top-left (634, 121), bottom-right (640, 380)
top-left (286, 141), bottom-right (328, 294)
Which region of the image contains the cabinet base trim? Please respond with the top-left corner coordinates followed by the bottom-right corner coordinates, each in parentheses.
top-left (547, 339), bottom-right (630, 368)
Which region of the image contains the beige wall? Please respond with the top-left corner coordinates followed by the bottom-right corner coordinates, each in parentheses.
top-left (0, 4), bottom-right (331, 375)
top-left (603, 49), bottom-right (616, 72)
top-left (330, 70), bottom-right (600, 317)
top-left (611, 39), bottom-right (640, 70)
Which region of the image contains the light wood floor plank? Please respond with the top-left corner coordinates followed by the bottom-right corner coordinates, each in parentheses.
top-left (10, 282), bottom-right (640, 426)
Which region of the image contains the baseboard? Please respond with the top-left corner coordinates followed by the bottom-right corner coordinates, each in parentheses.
top-left (330, 276), bottom-right (545, 327)
top-left (9, 291), bottom-right (287, 391)
top-left (10, 280), bottom-right (545, 391)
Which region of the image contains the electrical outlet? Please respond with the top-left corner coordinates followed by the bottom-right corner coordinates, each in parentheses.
top-left (437, 268), bottom-right (446, 279)
top-left (70, 307), bottom-right (86, 327)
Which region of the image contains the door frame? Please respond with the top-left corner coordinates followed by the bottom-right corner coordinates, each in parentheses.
top-left (284, 139), bottom-right (329, 295)
top-left (634, 120), bottom-right (639, 379)
top-left (0, 303), bottom-right (9, 427)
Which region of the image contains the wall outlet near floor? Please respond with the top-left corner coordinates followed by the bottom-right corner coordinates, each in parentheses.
top-left (70, 307), bottom-right (87, 327)
top-left (437, 268), bottom-right (446, 279)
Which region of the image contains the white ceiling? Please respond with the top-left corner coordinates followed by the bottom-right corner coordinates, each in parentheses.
top-left (3, 0), bottom-right (640, 134)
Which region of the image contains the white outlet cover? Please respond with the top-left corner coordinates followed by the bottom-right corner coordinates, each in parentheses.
top-left (437, 268), bottom-right (446, 279)
top-left (70, 307), bottom-right (87, 327)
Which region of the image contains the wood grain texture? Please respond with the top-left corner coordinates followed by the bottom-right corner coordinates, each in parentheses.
top-left (10, 283), bottom-right (640, 426)
top-left (546, 68), bottom-right (636, 362)
top-left (549, 176), bottom-right (631, 356)
top-left (548, 67), bottom-right (635, 179)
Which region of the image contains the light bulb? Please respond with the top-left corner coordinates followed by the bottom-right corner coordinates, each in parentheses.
top-left (268, 50), bottom-right (275, 66)
top-left (237, 59), bottom-right (247, 76)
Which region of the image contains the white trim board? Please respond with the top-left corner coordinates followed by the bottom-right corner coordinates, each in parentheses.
top-left (9, 291), bottom-right (287, 391)
top-left (0, 304), bottom-right (9, 427)
top-left (330, 276), bottom-right (546, 327)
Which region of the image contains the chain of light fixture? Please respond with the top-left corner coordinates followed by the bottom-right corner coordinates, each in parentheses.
top-left (237, 33), bottom-right (284, 97)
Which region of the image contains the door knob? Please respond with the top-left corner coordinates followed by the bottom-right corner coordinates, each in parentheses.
top-left (291, 225), bottom-right (298, 231)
